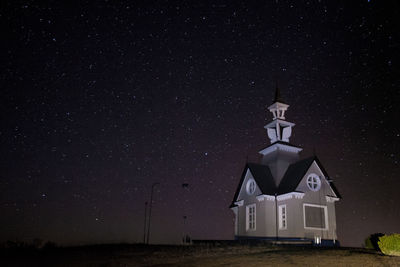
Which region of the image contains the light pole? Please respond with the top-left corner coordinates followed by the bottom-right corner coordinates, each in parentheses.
top-left (183, 215), bottom-right (187, 244)
top-left (143, 201), bottom-right (148, 244)
top-left (182, 183), bottom-right (189, 244)
top-left (146, 182), bottom-right (159, 244)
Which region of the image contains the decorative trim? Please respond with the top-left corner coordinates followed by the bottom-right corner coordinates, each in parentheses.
top-left (277, 193), bottom-right (292, 201)
top-left (234, 200), bottom-right (244, 207)
top-left (256, 195), bottom-right (264, 202)
top-left (256, 194), bottom-right (275, 202)
top-left (259, 143), bottom-right (303, 156)
top-left (277, 192), bottom-right (305, 201)
top-left (230, 206), bottom-right (238, 214)
top-left (326, 196), bottom-right (340, 203)
top-left (293, 192), bottom-right (305, 199)
top-left (267, 102), bottom-right (290, 113)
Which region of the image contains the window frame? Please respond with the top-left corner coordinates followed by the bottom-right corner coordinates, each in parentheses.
top-left (278, 204), bottom-right (287, 230)
top-left (246, 204), bottom-right (256, 231)
top-left (246, 179), bottom-right (256, 195)
top-left (306, 173), bottom-right (321, 192)
top-left (303, 203), bottom-right (329, 230)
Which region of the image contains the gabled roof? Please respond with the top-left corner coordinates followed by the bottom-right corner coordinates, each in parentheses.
top-left (230, 156), bottom-right (342, 208)
top-left (310, 156), bottom-right (342, 199)
top-left (247, 163), bottom-right (277, 195)
top-left (277, 157), bottom-right (316, 194)
top-left (278, 156), bottom-right (341, 198)
top-left (230, 163), bottom-right (276, 208)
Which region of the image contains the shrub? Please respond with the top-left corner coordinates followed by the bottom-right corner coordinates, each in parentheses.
top-left (378, 234), bottom-right (400, 256)
top-left (365, 233), bottom-right (384, 251)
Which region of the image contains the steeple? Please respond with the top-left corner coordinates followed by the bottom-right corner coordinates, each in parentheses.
top-left (259, 86), bottom-right (303, 185)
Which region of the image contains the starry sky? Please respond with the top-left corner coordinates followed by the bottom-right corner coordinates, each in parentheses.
top-left (1, 1), bottom-right (399, 248)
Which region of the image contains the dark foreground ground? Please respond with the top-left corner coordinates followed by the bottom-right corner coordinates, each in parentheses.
top-left (2, 243), bottom-right (400, 267)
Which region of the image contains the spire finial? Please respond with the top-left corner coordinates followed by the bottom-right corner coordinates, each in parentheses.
top-left (273, 82), bottom-right (284, 103)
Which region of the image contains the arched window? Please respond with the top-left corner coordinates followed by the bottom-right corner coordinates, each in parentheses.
top-left (307, 174), bottom-right (321, 191)
top-left (246, 179), bottom-right (256, 195)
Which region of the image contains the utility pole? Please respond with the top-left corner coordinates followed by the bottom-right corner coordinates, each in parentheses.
top-left (143, 201), bottom-right (148, 244)
top-left (183, 215), bottom-right (187, 244)
top-left (182, 183), bottom-right (189, 244)
top-left (146, 182), bottom-right (159, 244)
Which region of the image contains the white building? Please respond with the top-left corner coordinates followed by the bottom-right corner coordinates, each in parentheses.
top-left (230, 88), bottom-right (341, 246)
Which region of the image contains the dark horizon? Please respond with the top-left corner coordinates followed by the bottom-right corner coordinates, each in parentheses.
top-left (1, 1), bottom-right (399, 248)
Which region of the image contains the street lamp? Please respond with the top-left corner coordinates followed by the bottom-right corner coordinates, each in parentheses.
top-left (146, 182), bottom-right (160, 244)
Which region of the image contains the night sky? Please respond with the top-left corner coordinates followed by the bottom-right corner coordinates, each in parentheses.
top-left (1, 1), bottom-right (399, 248)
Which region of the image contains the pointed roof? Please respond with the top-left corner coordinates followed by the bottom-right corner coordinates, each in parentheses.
top-left (230, 163), bottom-right (276, 208)
top-left (310, 156), bottom-right (342, 199)
top-left (247, 163), bottom-right (277, 194)
top-left (230, 156), bottom-right (341, 207)
top-left (273, 85), bottom-right (285, 104)
top-left (277, 156), bottom-right (341, 197)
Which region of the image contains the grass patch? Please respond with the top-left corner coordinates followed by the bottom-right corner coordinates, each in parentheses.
top-left (2, 243), bottom-right (400, 266)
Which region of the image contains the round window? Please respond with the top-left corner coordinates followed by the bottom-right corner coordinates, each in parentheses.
top-left (246, 179), bottom-right (256, 195)
top-left (307, 174), bottom-right (321, 191)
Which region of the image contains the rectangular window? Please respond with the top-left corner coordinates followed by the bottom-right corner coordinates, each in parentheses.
top-left (246, 204), bottom-right (256, 231)
top-left (303, 204), bottom-right (328, 230)
top-left (279, 205), bottom-right (287, 229)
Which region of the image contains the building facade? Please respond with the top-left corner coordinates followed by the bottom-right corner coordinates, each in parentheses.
top-left (230, 88), bottom-right (341, 246)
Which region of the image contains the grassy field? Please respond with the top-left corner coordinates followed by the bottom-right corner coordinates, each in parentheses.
top-left (3, 243), bottom-right (400, 266)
